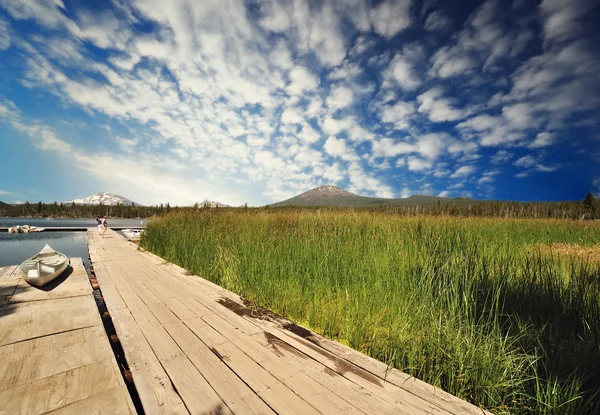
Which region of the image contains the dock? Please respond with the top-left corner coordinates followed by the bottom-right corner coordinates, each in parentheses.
top-left (0, 258), bottom-right (135, 414)
top-left (0, 227), bottom-right (144, 232)
top-left (88, 229), bottom-right (490, 415)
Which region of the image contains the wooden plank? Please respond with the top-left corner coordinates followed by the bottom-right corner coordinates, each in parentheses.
top-left (0, 326), bottom-right (112, 391)
top-left (117, 273), bottom-right (233, 415)
top-left (0, 359), bottom-right (125, 415)
top-left (45, 386), bottom-right (133, 415)
top-left (91, 263), bottom-right (188, 414)
top-left (107, 311), bottom-right (189, 415)
top-left (0, 266), bottom-right (20, 309)
top-left (198, 312), bottom-right (386, 415)
top-left (185, 317), bottom-right (321, 415)
top-left (0, 296), bottom-right (100, 346)
top-left (9, 258), bottom-right (90, 304)
top-left (147, 302), bottom-right (276, 415)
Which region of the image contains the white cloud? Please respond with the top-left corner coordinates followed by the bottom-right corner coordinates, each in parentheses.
top-left (429, 46), bottom-right (474, 78)
top-left (0, 189), bottom-right (11, 195)
top-left (387, 53), bottom-right (420, 90)
top-left (371, 138), bottom-right (414, 158)
top-left (0, 16), bottom-right (10, 50)
top-left (491, 150), bottom-right (513, 164)
top-left (321, 116), bottom-right (371, 142)
top-left (287, 66), bottom-right (319, 95)
top-left (323, 136), bottom-right (358, 161)
top-left (0, 97), bottom-right (247, 205)
top-left (417, 88), bottom-right (469, 122)
top-left (260, 0), bottom-right (347, 67)
top-left (528, 132), bottom-right (556, 148)
top-left (280, 107), bottom-right (304, 124)
top-left (297, 123), bottom-right (321, 144)
top-left (425, 11), bottom-right (451, 32)
top-left (369, 0), bottom-right (412, 39)
top-left (438, 190), bottom-right (451, 197)
top-left (450, 165), bottom-right (476, 179)
top-left (536, 164), bottom-right (558, 172)
top-left (477, 170), bottom-right (499, 185)
top-left (407, 157), bottom-right (432, 172)
top-left (514, 155), bottom-right (536, 168)
top-left (380, 100), bottom-right (414, 129)
top-left (326, 85), bottom-right (354, 111)
top-left (539, 0), bottom-right (593, 44)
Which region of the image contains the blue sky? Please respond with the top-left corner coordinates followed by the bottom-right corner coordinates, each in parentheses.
top-left (0, 0), bottom-right (599, 206)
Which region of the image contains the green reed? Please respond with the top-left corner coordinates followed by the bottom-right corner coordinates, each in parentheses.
top-left (141, 210), bottom-right (600, 414)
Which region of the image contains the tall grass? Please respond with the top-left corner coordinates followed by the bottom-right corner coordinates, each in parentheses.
top-left (141, 210), bottom-right (600, 414)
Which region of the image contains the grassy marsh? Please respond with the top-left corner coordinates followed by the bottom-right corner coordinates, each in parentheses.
top-left (141, 210), bottom-right (600, 414)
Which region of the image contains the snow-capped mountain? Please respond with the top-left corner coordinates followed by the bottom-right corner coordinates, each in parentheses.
top-left (64, 192), bottom-right (137, 206)
top-left (198, 199), bottom-right (229, 208)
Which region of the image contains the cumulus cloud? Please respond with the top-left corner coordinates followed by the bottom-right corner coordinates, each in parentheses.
top-left (0, 16), bottom-right (10, 50)
top-left (379, 100), bottom-right (415, 129)
top-left (369, 0), bottom-right (412, 39)
top-left (539, 0), bottom-right (594, 44)
top-left (450, 165), bottom-right (476, 178)
top-left (288, 66), bottom-right (320, 95)
top-left (407, 157), bottom-right (432, 172)
top-left (514, 155), bottom-right (537, 168)
top-left (326, 85), bottom-right (354, 111)
top-left (424, 10), bottom-right (451, 32)
top-left (387, 53), bottom-right (421, 90)
top-left (417, 87), bottom-right (469, 122)
top-left (528, 132), bottom-right (556, 148)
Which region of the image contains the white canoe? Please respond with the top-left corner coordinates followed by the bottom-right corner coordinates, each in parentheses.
top-left (18, 244), bottom-right (69, 287)
top-left (122, 229), bottom-right (143, 239)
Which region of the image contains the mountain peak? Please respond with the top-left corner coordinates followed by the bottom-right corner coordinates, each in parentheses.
top-left (64, 192), bottom-right (137, 206)
top-left (198, 199), bottom-right (229, 208)
top-left (289, 185), bottom-right (358, 202)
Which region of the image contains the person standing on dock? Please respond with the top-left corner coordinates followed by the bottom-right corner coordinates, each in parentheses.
top-left (96, 216), bottom-right (102, 234)
top-left (101, 216), bottom-right (108, 238)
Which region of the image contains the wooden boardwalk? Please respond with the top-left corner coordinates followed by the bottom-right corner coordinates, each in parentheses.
top-left (89, 228), bottom-right (490, 415)
top-left (0, 258), bottom-right (135, 414)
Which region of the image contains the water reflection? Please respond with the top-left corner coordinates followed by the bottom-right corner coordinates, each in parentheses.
top-left (0, 232), bottom-right (89, 268)
top-left (0, 217), bottom-right (148, 228)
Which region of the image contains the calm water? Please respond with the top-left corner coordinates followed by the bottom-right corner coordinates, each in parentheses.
top-left (0, 232), bottom-right (90, 267)
top-left (0, 217), bottom-right (148, 228)
top-left (0, 217), bottom-right (148, 267)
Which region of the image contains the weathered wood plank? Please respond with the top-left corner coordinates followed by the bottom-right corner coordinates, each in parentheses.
top-left (45, 386), bottom-right (133, 415)
top-left (147, 302), bottom-right (277, 415)
top-left (0, 326), bottom-right (112, 391)
top-left (0, 359), bottom-right (124, 415)
top-left (91, 259), bottom-right (188, 415)
top-left (0, 266), bottom-right (20, 309)
top-left (185, 317), bottom-right (321, 415)
top-left (0, 296), bottom-right (100, 346)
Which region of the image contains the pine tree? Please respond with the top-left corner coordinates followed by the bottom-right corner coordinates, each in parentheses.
top-left (583, 192), bottom-right (596, 218)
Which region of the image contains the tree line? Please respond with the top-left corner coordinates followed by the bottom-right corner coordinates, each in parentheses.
top-left (0, 193), bottom-right (598, 220)
top-left (0, 201), bottom-right (175, 219)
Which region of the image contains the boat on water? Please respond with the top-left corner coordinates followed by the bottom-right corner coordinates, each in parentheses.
top-left (18, 244), bottom-right (69, 287)
top-left (121, 229), bottom-right (143, 240)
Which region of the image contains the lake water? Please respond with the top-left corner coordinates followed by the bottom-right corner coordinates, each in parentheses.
top-left (0, 232), bottom-right (90, 268)
top-left (0, 217), bottom-right (148, 228)
top-left (0, 217), bottom-right (148, 267)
